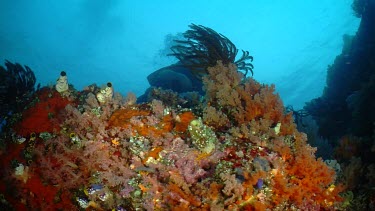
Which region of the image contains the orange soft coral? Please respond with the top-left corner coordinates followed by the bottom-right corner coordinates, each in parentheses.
top-left (202, 61), bottom-right (284, 128)
top-left (108, 106), bottom-right (189, 138)
top-left (270, 133), bottom-right (341, 208)
top-left (174, 111), bottom-right (195, 133)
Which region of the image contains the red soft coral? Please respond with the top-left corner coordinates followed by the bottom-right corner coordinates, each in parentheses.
top-left (14, 87), bottom-right (71, 136)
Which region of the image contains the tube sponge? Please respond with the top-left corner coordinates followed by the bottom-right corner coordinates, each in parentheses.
top-left (55, 71), bottom-right (69, 93)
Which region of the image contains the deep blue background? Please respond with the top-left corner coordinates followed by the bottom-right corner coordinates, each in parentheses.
top-left (0, 0), bottom-right (359, 108)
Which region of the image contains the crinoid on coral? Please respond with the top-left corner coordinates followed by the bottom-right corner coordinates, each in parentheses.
top-left (168, 23), bottom-right (254, 78)
top-left (141, 24), bottom-right (254, 99)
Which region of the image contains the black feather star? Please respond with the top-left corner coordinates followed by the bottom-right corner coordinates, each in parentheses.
top-left (168, 24), bottom-right (254, 78)
top-left (0, 60), bottom-right (39, 118)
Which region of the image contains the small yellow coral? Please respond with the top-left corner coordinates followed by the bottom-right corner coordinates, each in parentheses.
top-left (111, 138), bottom-right (120, 146)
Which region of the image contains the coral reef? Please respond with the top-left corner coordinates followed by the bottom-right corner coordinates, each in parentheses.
top-left (0, 60), bottom-right (344, 210)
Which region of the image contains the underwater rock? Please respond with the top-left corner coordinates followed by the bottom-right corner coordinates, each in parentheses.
top-left (147, 64), bottom-right (203, 93)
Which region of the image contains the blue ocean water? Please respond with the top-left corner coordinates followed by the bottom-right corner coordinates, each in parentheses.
top-left (0, 0), bottom-right (359, 109)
